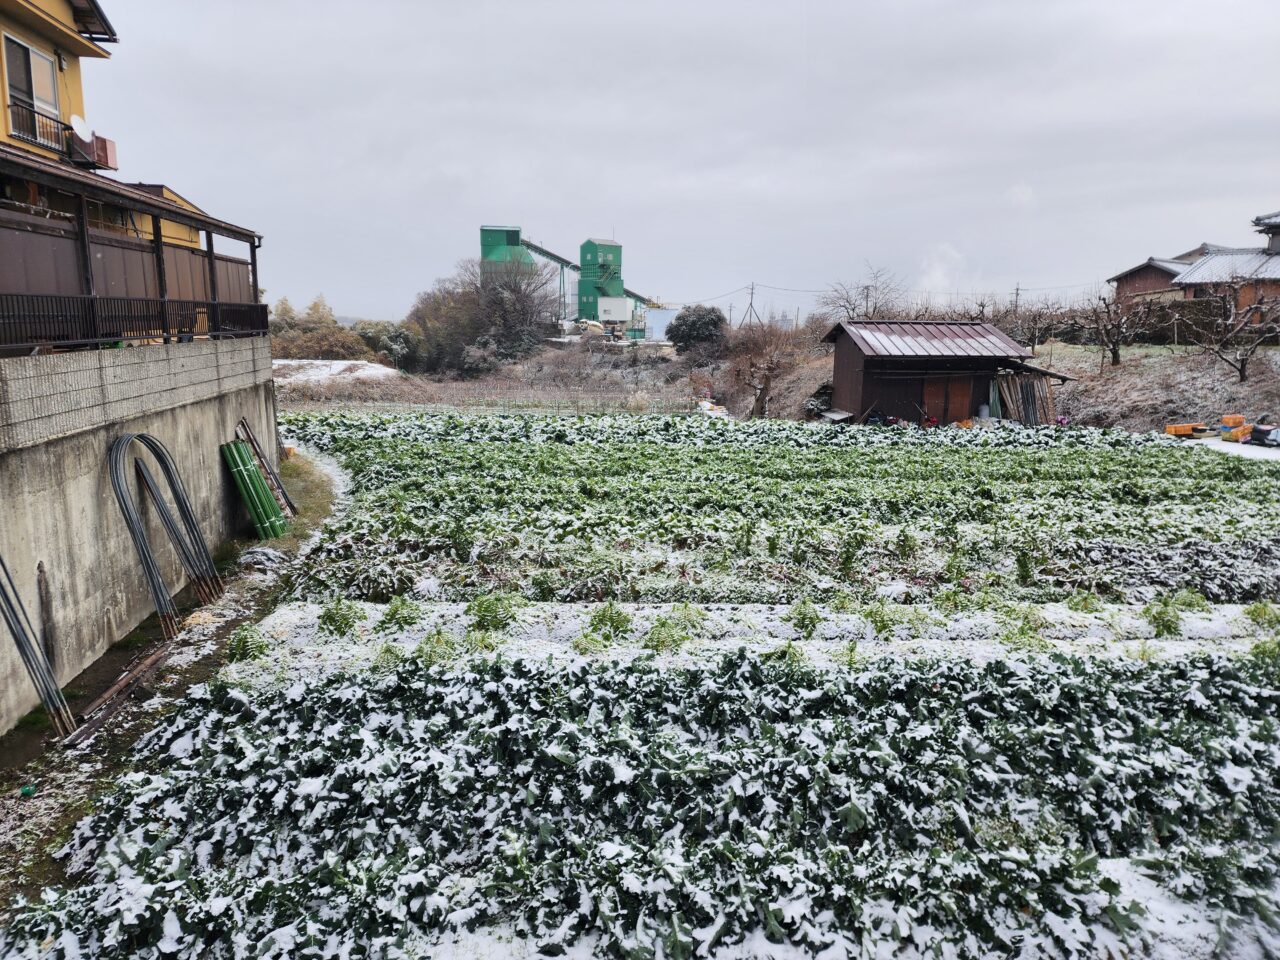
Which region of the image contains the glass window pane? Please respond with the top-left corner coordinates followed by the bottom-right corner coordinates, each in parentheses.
top-left (5, 38), bottom-right (33, 101)
top-left (30, 49), bottom-right (57, 112)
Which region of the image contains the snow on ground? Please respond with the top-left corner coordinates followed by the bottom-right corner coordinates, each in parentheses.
top-left (1196, 436), bottom-right (1280, 461)
top-left (272, 359), bottom-right (401, 385)
top-left (220, 599), bottom-right (1269, 690)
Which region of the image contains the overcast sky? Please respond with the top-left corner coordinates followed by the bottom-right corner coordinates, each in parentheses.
top-left (85, 0), bottom-right (1279, 321)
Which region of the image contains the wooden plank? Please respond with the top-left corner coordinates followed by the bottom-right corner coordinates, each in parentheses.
top-left (945, 375), bottom-right (973, 423)
top-left (922, 377), bottom-right (947, 422)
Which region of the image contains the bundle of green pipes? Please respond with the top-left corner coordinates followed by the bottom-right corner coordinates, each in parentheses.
top-left (220, 440), bottom-right (288, 539)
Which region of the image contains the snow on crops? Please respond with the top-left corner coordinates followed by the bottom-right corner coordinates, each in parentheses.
top-left (280, 412), bottom-right (1280, 606)
top-left (8, 412), bottom-right (1280, 960)
top-left (7, 632), bottom-right (1280, 959)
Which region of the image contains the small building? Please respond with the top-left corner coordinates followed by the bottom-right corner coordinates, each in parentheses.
top-left (822, 319), bottom-right (1066, 426)
top-left (1172, 213), bottom-right (1280, 308)
top-left (1110, 213), bottom-right (1280, 309)
top-left (1108, 256), bottom-right (1197, 305)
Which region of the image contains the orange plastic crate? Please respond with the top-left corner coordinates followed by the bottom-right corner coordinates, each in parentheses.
top-left (1164, 423), bottom-right (1205, 436)
top-left (1222, 414), bottom-right (1246, 428)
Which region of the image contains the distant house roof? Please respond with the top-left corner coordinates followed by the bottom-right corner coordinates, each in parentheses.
top-left (1107, 257), bottom-right (1188, 284)
top-left (822, 320), bottom-right (1031, 359)
top-left (1253, 211), bottom-right (1280, 230)
top-left (1173, 250), bottom-right (1280, 285)
top-left (1172, 242), bottom-right (1254, 261)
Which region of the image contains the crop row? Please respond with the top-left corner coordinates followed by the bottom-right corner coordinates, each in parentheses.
top-left (7, 650), bottom-right (1280, 958)
top-left (281, 414), bottom-right (1280, 605)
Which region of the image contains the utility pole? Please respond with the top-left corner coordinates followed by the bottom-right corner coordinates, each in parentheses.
top-left (739, 283), bottom-right (764, 329)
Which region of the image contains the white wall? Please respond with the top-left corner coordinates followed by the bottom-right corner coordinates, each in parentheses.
top-left (598, 296), bottom-right (631, 327)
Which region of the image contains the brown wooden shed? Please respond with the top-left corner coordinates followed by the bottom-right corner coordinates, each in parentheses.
top-left (821, 319), bottom-right (1062, 425)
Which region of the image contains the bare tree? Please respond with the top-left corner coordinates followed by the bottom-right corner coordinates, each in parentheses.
top-left (816, 264), bottom-right (906, 322)
top-left (1177, 283), bottom-right (1279, 382)
top-left (725, 322), bottom-right (795, 418)
top-left (1084, 296), bottom-right (1162, 367)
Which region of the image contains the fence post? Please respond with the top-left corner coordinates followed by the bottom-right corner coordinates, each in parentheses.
top-left (205, 230), bottom-right (220, 338)
top-left (151, 214), bottom-right (170, 343)
top-left (74, 195), bottom-right (99, 344)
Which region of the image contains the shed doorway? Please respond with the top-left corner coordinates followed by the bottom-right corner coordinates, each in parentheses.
top-left (922, 375), bottom-right (974, 424)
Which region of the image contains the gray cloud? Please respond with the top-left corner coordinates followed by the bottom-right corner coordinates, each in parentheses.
top-left (85, 0), bottom-right (1280, 319)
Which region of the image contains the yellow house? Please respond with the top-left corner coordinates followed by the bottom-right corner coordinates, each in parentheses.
top-left (0, 0), bottom-right (112, 164)
top-left (0, 0), bottom-right (262, 349)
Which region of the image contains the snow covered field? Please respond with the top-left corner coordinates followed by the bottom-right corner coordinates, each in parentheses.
top-left (6, 412), bottom-right (1280, 959)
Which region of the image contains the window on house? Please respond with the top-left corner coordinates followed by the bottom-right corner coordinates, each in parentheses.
top-left (5, 36), bottom-right (60, 148)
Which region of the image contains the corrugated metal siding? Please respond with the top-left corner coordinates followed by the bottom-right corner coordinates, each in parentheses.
top-left (840, 320), bottom-right (1030, 359)
top-left (1174, 251), bottom-right (1280, 284)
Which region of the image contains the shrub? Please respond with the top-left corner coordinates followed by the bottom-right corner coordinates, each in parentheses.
top-left (226, 626), bottom-right (269, 663)
top-left (411, 627), bottom-right (456, 666)
top-left (375, 595), bottom-right (424, 633)
top-left (371, 641), bottom-right (404, 674)
top-left (1244, 602), bottom-right (1280, 633)
top-left (860, 601), bottom-right (932, 639)
top-left (666, 305), bottom-right (728, 356)
top-left (465, 592), bottom-right (525, 633)
top-left (587, 601), bottom-right (633, 642)
top-left (1066, 591), bottom-right (1104, 613)
top-left (1252, 637), bottom-right (1280, 661)
top-left (997, 604), bottom-right (1051, 653)
top-left (318, 597), bottom-right (365, 638)
top-left (572, 630), bottom-right (610, 655)
top-left (784, 597), bottom-right (823, 643)
top-left (465, 629), bottom-right (503, 653)
top-left (642, 615), bottom-right (694, 653)
top-left (1142, 597), bottom-right (1182, 638)
top-left (1171, 589), bottom-right (1210, 613)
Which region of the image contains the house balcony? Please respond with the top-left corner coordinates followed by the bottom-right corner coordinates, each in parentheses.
top-left (0, 294), bottom-right (267, 354)
top-left (8, 102), bottom-right (117, 170)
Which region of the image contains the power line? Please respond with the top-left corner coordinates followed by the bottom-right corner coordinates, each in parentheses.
top-left (660, 278), bottom-right (1106, 310)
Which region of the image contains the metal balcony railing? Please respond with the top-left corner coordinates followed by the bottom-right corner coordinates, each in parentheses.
top-left (0, 294), bottom-right (268, 352)
top-left (7, 101), bottom-right (72, 156)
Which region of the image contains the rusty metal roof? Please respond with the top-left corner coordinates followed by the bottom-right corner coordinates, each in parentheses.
top-left (822, 320), bottom-right (1031, 359)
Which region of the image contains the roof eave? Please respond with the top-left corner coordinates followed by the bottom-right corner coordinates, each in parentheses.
top-left (6, 1), bottom-right (112, 57)
top-left (69, 0), bottom-right (118, 43)
top-left (0, 144), bottom-right (260, 244)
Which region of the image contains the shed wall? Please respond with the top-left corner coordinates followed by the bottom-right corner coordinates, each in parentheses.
top-left (831, 333), bottom-right (863, 414)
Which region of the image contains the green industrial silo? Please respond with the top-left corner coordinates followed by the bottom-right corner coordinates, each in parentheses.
top-left (578, 238), bottom-right (625, 323)
top-left (480, 226), bottom-right (536, 281)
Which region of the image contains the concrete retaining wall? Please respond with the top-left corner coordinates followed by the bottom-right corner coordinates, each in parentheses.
top-left (0, 339), bottom-right (277, 734)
